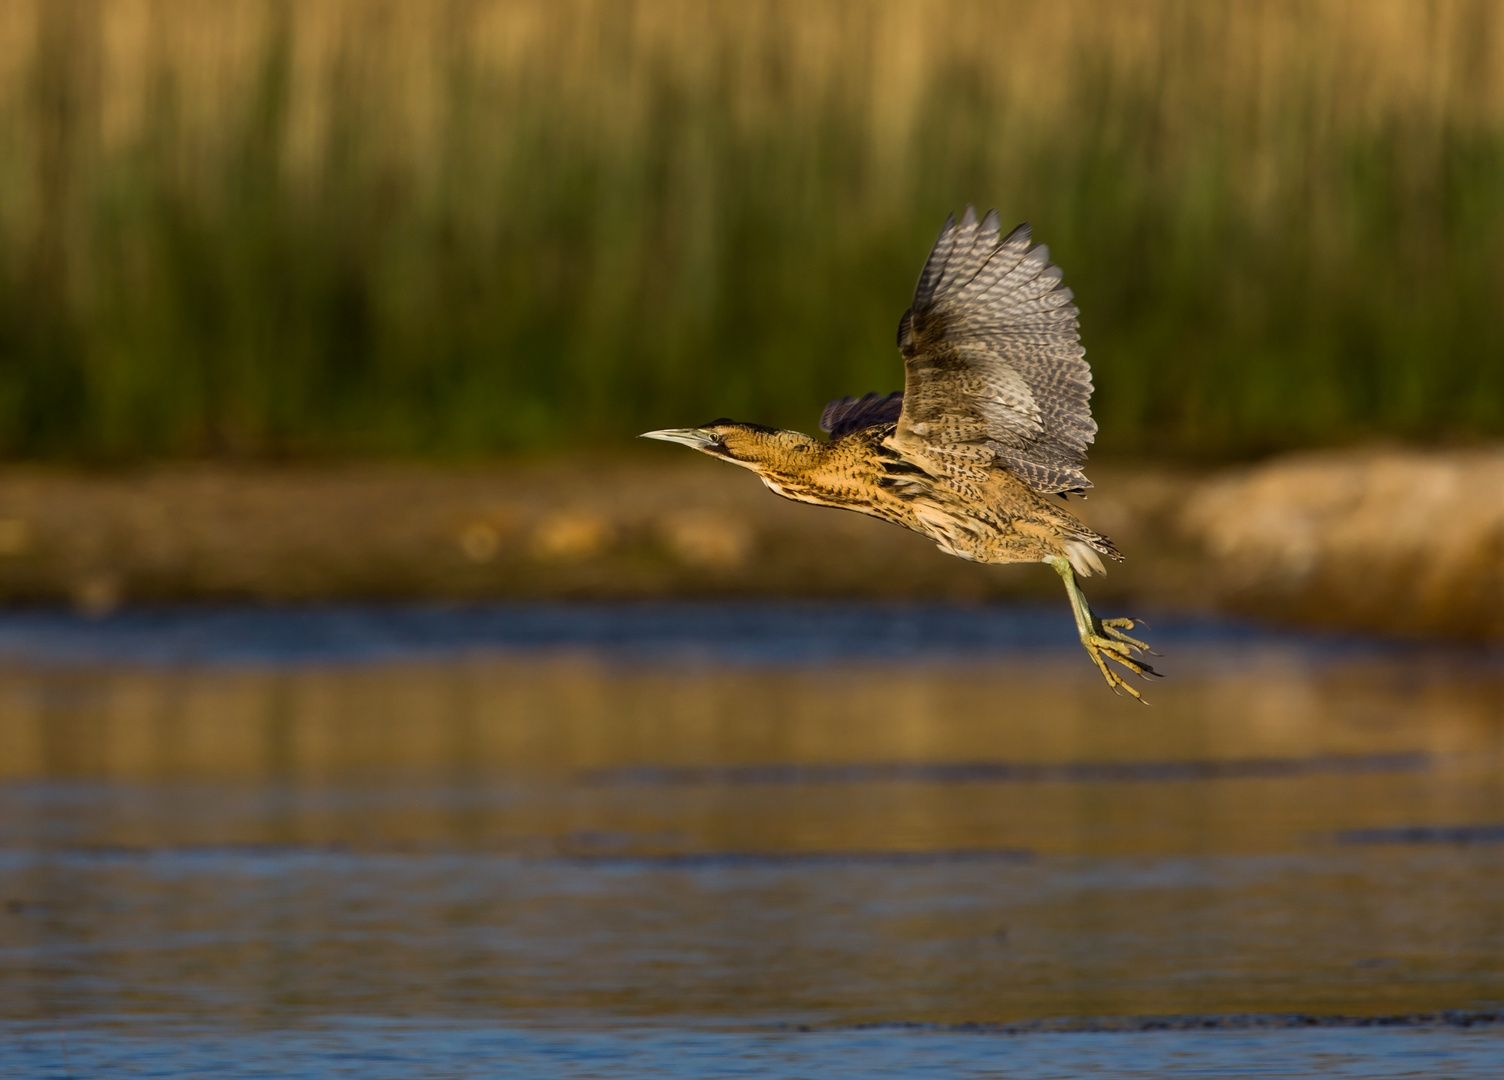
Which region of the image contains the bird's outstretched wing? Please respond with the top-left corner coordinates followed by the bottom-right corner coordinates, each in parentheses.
top-left (820, 391), bottom-right (904, 439)
top-left (892, 206), bottom-right (1096, 493)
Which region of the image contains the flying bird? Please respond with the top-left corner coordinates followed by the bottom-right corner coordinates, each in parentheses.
top-left (642, 207), bottom-right (1159, 697)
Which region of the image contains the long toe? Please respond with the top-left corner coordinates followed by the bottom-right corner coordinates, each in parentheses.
top-left (1084, 645), bottom-right (1136, 699)
top-left (1099, 617), bottom-right (1155, 655)
top-left (1116, 653), bottom-right (1162, 679)
top-left (1082, 632), bottom-right (1161, 702)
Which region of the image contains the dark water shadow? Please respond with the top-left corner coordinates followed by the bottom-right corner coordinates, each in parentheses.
top-left (590, 753), bottom-right (1432, 787)
top-left (0, 601), bottom-right (1491, 670)
top-left (1338, 825), bottom-right (1504, 845)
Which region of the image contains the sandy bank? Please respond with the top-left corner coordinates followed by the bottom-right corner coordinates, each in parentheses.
top-left (0, 448), bottom-right (1497, 639)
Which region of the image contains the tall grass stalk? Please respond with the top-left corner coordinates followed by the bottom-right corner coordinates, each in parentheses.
top-left (0, 0), bottom-right (1501, 461)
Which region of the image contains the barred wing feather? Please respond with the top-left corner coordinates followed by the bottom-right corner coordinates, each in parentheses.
top-left (893, 206), bottom-right (1096, 493)
top-left (820, 391), bottom-right (904, 439)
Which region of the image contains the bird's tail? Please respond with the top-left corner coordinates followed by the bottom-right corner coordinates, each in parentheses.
top-left (1064, 529), bottom-right (1121, 578)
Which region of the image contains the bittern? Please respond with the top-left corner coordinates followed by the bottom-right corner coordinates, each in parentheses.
top-left (643, 207), bottom-right (1159, 697)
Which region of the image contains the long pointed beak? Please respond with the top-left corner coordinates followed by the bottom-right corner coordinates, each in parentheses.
top-left (639, 428), bottom-right (718, 451)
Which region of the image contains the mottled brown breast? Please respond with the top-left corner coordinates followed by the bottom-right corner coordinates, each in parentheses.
top-left (756, 426), bottom-right (919, 529)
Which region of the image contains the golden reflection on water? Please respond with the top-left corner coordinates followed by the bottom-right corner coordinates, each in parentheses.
top-left (1, 654), bottom-right (1500, 859)
top-left (2, 646), bottom-right (1504, 1026)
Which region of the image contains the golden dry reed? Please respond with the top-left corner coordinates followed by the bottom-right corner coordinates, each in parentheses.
top-left (0, 0), bottom-right (1500, 459)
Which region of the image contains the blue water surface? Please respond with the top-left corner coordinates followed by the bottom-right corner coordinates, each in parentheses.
top-left (8, 1020), bottom-right (1504, 1079)
top-left (0, 603), bottom-right (1501, 1078)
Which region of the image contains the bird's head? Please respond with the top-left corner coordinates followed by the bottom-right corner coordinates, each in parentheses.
top-left (640, 420), bottom-right (820, 474)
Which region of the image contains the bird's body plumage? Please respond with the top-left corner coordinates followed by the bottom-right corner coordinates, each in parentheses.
top-left (643, 206), bottom-right (1159, 696)
top-left (733, 422), bottom-right (1115, 577)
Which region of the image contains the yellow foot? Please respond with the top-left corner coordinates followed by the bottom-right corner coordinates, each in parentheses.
top-left (1081, 616), bottom-right (1161, 701)
top-left (1047, 554), bottom-right (1164, 702)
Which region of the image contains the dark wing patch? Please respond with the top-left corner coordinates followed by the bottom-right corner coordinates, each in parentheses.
top-left (893, 207), bottom-right (1096, 494)
top-left (820, 391), bottom-right (904, 439)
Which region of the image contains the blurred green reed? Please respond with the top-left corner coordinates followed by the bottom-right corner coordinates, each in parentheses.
top-left (0, 0), bottom-right (1501, 462)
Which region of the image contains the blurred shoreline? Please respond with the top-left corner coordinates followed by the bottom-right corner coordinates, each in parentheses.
top-left (1, 446), bottom-right (1499, 641)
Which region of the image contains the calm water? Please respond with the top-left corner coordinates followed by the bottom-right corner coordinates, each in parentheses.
top-left (1, 604), bottom-right (1502, 1078)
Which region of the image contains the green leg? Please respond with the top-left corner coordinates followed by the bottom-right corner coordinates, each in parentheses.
top-left (1046, 556), bottom-right (1160, 701)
